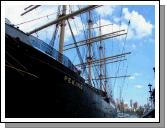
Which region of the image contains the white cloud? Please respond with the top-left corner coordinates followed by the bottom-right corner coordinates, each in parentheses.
top-left (31, 16), bottom-right (85, 43)
top-left (113, 17), bottom-right (121, 23)
top-left (5, 5), bottom-right (154, 47)
top-left (5, 5), bottom-right (60, 32)
top-left (5, 5), bottom-right (86, 43)
top-left (5, 5), bottom-right (27, 25)
top-left (134, 84), bottom-right (144, 89)
top-left (95, 6), bottom-right (116, 17)
top-left (134, 72), bottom-right (141, 76)
top-left (129, 72), bottom-right (141, 80)
top-left (94, 19), bottom-right (127, 36)
top-left (5, 5), bottom-right (83, 44)
top-left (96, 7), bottom-right (154, 40)
top-left (122, 8), bottom-right (130, 20)
top-left (134, 85), bottom-right (144, 89)
top-left (65, 16), bottom-right (84, 41)
top-left (122, 8), bottom-right (154, 39)
top-left (129, 76), bottom-right (135, 80)
top-left (131, 44), bottom-right (136, 50)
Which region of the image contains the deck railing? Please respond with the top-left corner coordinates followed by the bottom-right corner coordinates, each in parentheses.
top-left (29, 35), bottom-right (78, 73)
top-left (5, 23), bottom-right (78, 73)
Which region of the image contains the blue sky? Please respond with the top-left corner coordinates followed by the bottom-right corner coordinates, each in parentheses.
top-left (108, 5), bottom-right (155, 106)
top-left (5, 5), bottom-right (155, 107)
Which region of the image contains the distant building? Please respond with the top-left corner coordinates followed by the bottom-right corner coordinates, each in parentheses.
top-left (133, 102), bottom-right (138, 111)
top-left (124, 103), bottom-right (128, 110)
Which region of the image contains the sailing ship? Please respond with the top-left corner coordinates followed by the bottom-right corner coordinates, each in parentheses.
top-left (5, 5), bottom-right (131, 118)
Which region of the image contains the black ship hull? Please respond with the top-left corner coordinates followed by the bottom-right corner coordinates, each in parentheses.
top-left (142, 109), bottom-right (155, 118)
top-left (5, 24), bottom-right (117, 118)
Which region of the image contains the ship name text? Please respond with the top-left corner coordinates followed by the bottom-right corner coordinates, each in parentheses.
top-left (64, 75), bottom-right (83, 90)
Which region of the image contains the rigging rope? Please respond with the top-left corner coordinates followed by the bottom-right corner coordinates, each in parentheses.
top-left (67, 19), bottom-right (88, 78)
top-left (14, 12), bottom-right (59, 26)
top-left (49, 6), bottom-right (61, 48)
top-left (110, 6), bottom-right (131, 98)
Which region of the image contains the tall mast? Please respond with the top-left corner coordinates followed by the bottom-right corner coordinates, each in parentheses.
top-left (59, 5), bottom-right (66, 55)
top-left (99, 17), bottom-right (103, 90)
top-left (104, 40), bottom-right (107, 92)
top-left (87, 11), bottom-right (93, 85)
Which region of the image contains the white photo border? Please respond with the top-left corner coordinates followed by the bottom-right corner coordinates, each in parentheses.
top-left (1, 1), bottom-right (159, 123)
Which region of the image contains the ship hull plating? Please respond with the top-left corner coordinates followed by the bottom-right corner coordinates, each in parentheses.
top-left (5, 25), bottom-right (117, 118)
